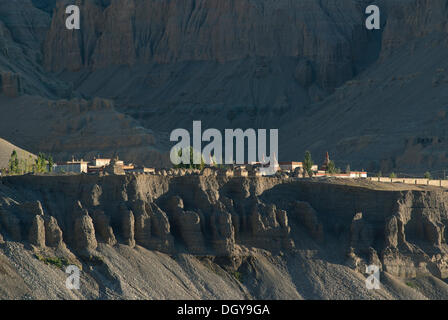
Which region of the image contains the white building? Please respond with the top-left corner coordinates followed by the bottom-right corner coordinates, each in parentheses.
top-left (315, 171), bottom-right (367, 178)
top-left (54, 160), bottom-right (89, 174)
top-left (91, 158), bottom-right (111, 167)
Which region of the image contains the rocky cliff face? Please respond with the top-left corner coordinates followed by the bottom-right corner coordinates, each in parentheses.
top-left (0, 174), bottom-right (292, 258)
top-left (2, 175), bottom-right (448, 299)
top-left (0, 71), bottom-right (22, 97)
top-left (0, 0), bottom-right (70, 97)
top-left (41, 0), bottom-right (448, 90)
top-left (380, 0), bottom-right (448, 57)
top-left (1, 0), bottom-right (448, 173)
top-left (44, 0), bottom-right (372, 89)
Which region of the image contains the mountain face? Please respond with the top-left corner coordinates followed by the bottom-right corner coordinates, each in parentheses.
top-left (0, 0), bottom-right (447, 172)
top-left (44, 0), bottom-right (371, 88)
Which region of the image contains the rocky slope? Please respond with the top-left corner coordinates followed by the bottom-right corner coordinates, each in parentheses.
top-left (0, 138), bottom-right (35, 169)
top-left (2, 174), bottom-right (448, 299)
top-left (0, 95), bottom-right (169, 167)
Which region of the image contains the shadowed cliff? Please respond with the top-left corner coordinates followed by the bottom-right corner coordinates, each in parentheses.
top-left (1, 1), bottom-right (448, 174)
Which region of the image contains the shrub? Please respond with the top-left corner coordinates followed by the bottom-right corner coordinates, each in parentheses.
top-left (345, 165), bottom-right (351, 174)
top-left (35, 254), bottom-right (69, 269)
top-left (327, 160), bottom-right (336, 174)
top-left (232, 271), bottom-right (243, 282)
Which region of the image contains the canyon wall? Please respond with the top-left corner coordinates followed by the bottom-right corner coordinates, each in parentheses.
top-left (42, 0), bottom-right (448, 88)
top-left (44, 0), bottom-right (372, 89)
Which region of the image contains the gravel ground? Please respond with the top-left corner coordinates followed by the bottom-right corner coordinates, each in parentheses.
top-left (1, 241), bottom-right (446, 300)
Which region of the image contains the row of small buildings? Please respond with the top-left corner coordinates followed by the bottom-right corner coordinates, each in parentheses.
top-left (53, 152), bottom-right (367, 178)
top-left (54, 157), bottom-right (155, 175)
top-left (265, 152), bottom-right (367, 178)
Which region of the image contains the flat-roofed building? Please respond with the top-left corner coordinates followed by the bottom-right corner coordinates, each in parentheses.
top-left (92, 158), bottom-right (111, 167)
top-left (88, 158), bottom-right (112, 173)
top-left (279, 161), bottom-right (303, 171)
top-left (123, 164), bottom-right (135, 171)
top-left (103, 158), bottom-right (123, 175)
top-left (349, 171), bottom-right (367, 178)
top-left (54, 160), bottom-right (89, 174)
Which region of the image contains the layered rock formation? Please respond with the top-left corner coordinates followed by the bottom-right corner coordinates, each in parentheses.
top-left (43, 0), bottom-right (371, 89)
top-left (0, 71), bottom-right (22, 97)
top-left (380, 0), bottom-right (448, 57)
top-left (0, 0), bottom-right (71, 97)
top-left (0, 174), bottom-right (296, 258)
top-left (39, 0), bottom-right (448, 87)
top-left (2, 175), bottom-right (448, 299)
top-left (2, 174), bottom-right (448, 284)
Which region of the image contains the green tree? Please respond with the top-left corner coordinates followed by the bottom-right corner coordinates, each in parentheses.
top-left (390, 172), bottom-right (397, 178)
top-left (35, 153), bottom-right (48, 173)
top-left (303, 151), bottom-right (314, 177)
top-left (345, 164), bottom-right (351, 174)
top-left (47, 156), bottom-right (54, 173)
top-left (174, 147), bottom-right (205, 170)
top-left (19, 159), bottom-right (25, 174)
top-left (8, 150), bottom-right (19, 174)
top-left (23, 158), bottom-right (28, 174)
top-left (27, 155), bottom-right (33, 173)
top-left (327, 160), bottom-right (336, 174)
top-left (424, 171), bottom-right (432, 180)
top-left (377, 171), bottom-right (382, 178)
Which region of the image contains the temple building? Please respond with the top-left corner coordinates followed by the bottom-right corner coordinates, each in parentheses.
top-left (320, 151), bottom-right (331, 171)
